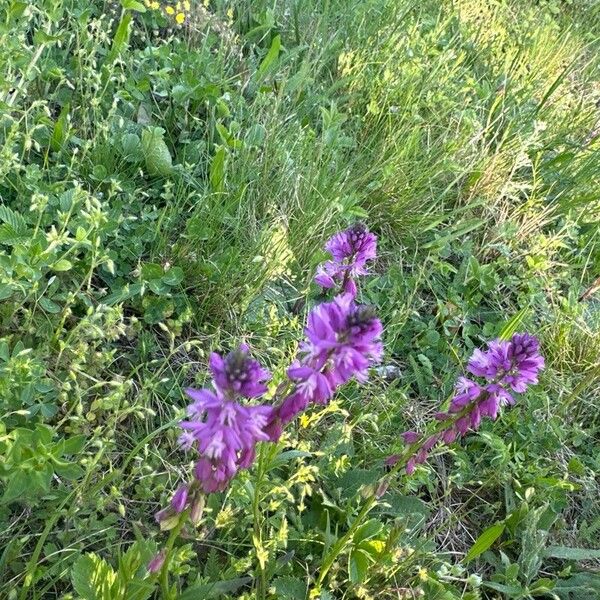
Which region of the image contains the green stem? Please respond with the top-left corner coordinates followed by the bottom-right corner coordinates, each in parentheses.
top-left (317, 494), bottom-right (377, 586)
top-left (159, 510), bottom-right (189, 598)
top-left (253, 449), bottom-right (267, 600)
top-left (316, 401), bottom-right (478, 587)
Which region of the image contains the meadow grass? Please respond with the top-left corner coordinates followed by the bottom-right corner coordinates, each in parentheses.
top-left (0, 0), bottom-right (599, 598)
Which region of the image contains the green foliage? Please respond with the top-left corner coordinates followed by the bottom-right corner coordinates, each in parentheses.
top-left (0, 0), bottom-right (599, 598)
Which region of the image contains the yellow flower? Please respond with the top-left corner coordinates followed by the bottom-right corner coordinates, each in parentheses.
top-left (175, 12), bottom-right (185, 23)
top-left (417, 566), bottom-right (428, 581)
top-left (226, 7), bottom-right (234, 20)
top-left (183, 0), bottom-right (190, 8)
top-left (203, 0), bottom-right (210, 6)
top-left (165, 5), bottom-right (175, 14)
top-left (299, 414), bottom-right (310, 428)
top-left (150, 0), bottom-right (159, 8)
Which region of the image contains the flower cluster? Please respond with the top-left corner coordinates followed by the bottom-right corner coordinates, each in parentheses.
top-left (152, 224), bottom-right (381, 575)
top-left (144, 0), bottom-right (190, 24)
top-left (315, 223), bottom-right (377, 295)
top-left (392, 333), bottom-right (544, 474)
top-left (267, 294), bottom-right (383, 437)
top-left (177, 345), bottom-right (273, 494)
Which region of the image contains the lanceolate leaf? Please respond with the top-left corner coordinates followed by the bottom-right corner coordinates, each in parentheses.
top-left (465, 522), bottom-right (505, 562)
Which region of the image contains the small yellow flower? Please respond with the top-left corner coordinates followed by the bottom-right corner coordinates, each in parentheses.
top-left (226, 7), bottom-right (234, 20)
top-left (203, 0), bottom-right (210, 7)
top-left (417, 566), bottom-right (428, 581)
top-left (150, 0), bottom-right (159, 8)
top-left (165, 5), bottom-right (175, 14)
top-left (183, 0), bottom-right (190, 8)
top-left (176, 1), bottom-right (181, 9)
top-left (175, 12), bottom-right (185, 23)
top-left (299, 414), bottom-right (310, 428)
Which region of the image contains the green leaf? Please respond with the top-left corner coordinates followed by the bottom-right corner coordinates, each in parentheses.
top-left (499, 307), bottom-right (529, 341)
top-left (544, 546), bottom-right (600, 561)
top-left (257, 35), bottom-right (281, 78)
top-left (162, 266), bottom-right (184, 286)
top-left (52, 259), bottom-right (73, 272)
top-left (482, 581), bottom-right (525, 595)
top-left (353, 519), bottom-right (383, 544)
top-left (272, 577), bottom-right (307, 600)
top-left (50, 103), bottom-right (70, 152)
top-left (209, 146), bottom-right (226, 192)
top-left (268, 450), bottom-right (312, 471)
top-left (142, 127), bottom-right (173, 177)
top-left (107, 11), bottom-right (132, 63)
top-left (0, 205), bottom-right (26, 232)
top-left (348, 549), bottom-right (369, 583)
top-left (178, 576), bottom-right (252, 599)
top-left (141, 262), bottom-right (164, 281)
top-left (1, 471), bottom-right (29, 505)
top-left (38, 297), bottom-right (61, 313)
top-left (465, 522), bottom-right (505, 562)
top-left (54, 461), bottom-right (85, 481)
top-left (121, 133), bottom-right (142, 161)
top-left (71, 553), bottom-right (117, 600)
top-left (103, 283), bottom-right (143, 306)
top-left (120, 0), bottom-right (146, 11)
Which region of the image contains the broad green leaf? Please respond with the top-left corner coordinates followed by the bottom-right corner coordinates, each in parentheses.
top-left (142, 127), bottom-right (173, 176)
top-left (50, 103), bottom-right (70, 152)
top-left (38, 297), bottom-right (61, 313)
top-left (71, 554), bottom-right (117, 600)
top-left (348, 549), bottom-right (369, 584)
top-left (107, 11), bottom-right (132, 63)
top-left (482, 581), bottom-right (524, 595)
top-left (465, 522), bottom-right (505, 562)
top-left (272, 577), bottom-right (307, 600)
top-left (353, 519), bottom-right (383, 544)
top-left (120, 0), bottom-right (146, 11)
top-left (121, 132), bottom-right (142, 161)
top-left (52, 259), bottom-right (73, 272)
top-left (178, 576), bottom-right (252, 599)
top-left (1, 470), bottom-right (29, 505)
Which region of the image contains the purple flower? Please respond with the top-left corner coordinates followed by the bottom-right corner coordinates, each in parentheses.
top-left (314, 224), bottom-right (377, 291)
top-left (179, 346), bottom-right (274, 494)
top-left (170, 485), bottom-right (189, 513)
top-left (180, 394), bottom-right (272, 493)
top-left (209, 344), bottom-right (270, 399)
top-left (392, 333), bottom-right (544, 476)
top-left (401, 431), bottom-right (420, 444)
top-left (467, 334), bottom-right (544, 391)
top-left (325, 223), bottom-right (377, 272)
top-left (290, 295), bottom-right (383, 401)
top-left (148, 549), bottom-right (166, 573)
top-left (450, 377), bottom-right (482, 412)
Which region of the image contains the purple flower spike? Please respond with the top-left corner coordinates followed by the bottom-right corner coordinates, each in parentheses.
top-left (393, 332), bottom-right (544, 477)
top-left (314, 223), bottom-right (377, 291)
top-left (180, 346), bottom-right (274, 494)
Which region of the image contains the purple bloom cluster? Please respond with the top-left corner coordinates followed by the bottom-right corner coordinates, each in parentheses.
top-left (154, 224), bottom-right (382, 567)
top-left (394, 333), bottom-right (544, 474)
top-left (269, 294), bottom-right (383, 434)
top-left (315, 223), bottom-right (377, 294)
top-left (178, 346), bottom-right (273, 494)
